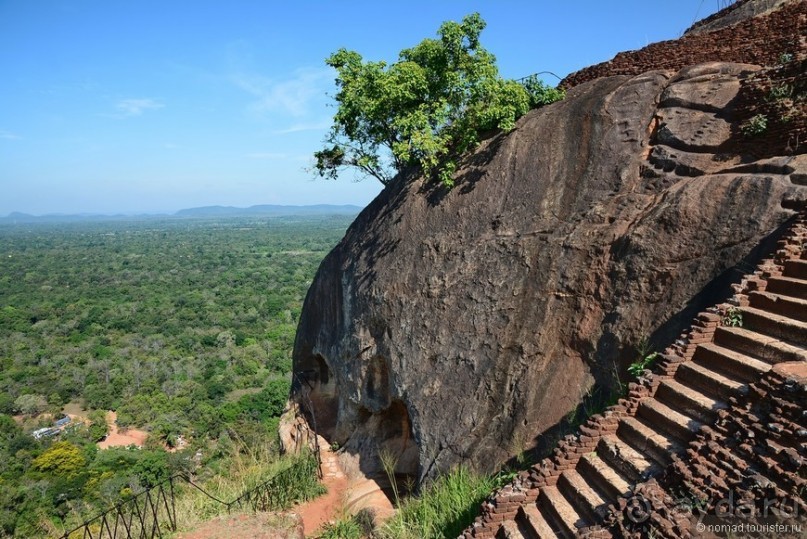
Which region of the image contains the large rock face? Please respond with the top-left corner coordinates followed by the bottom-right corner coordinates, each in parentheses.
top-left (290, 62), bottom-right (806, 483)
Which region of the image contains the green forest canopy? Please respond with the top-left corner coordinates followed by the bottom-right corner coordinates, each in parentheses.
top-left (0, 214), bottom-right (353, 536)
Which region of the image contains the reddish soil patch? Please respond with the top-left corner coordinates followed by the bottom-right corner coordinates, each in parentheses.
top-left (97, 411), bottom-right (148, 449)
top-left (292, 442), bottom-right (394, 535)
top-left (175, 512), bottom-right (303, 539)
top-left (294, 469), bottom-right (349, 535)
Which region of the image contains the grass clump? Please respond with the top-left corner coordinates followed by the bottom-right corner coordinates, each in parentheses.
top-left (172, 441), bottom-right (324, 532)
top-left (317, 516), bottom-right (365, 539)
top-left (377, 466), bottom-right (502, 539)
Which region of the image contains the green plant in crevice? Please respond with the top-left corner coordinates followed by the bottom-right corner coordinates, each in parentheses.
top-left (722, 306), bottom-right (743, 327)
top-left (629, 339), bottom-right (659, 378)
top-left (768, 84), bottom-right (794, 101)
top-left (628, 352), bottom-right (659, 378)
top-left (741, 114), bottom-right (768, 137)
top-left (778, 52), bottom-right (793, 64)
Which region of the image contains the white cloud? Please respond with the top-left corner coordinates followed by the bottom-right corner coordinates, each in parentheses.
top-left (0, 130), bottom-right (21, 140)
top-left (231, 67), bottom-right (331, 119)
top-left (115, 98), bottom-right (164, 117)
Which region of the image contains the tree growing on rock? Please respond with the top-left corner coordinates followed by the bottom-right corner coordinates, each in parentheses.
top-left (314, 13), bottom-right (563, 188)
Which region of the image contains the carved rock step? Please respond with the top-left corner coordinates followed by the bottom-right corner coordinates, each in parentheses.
top-left (749, 290), bottom-right (807, 322)
top-left (654, 378), bottom-right (727, 423)
top-left (783, 259), bottom-right (807, 280)
top-left (557, 468), bottom-right (609, 524)
top-left (616, 416), bottom-right (685, 467)
top-left (739, 306), bottom-right (807, 344)
top-left (636, 398), bottom-right (701, 442)
top-left (498, 519), bottom-right (527, 539)
top-left (597, 435), bottom-right (662, 483)
top-left (539, 485), bottom-right (586, 538)
top-left (693, 341), bottom-right (772, 382)
top-left (713, 326), bottom-right (807, 364)
top-left (675, 360), bottom-right (746, 401)
top-left (578, 452), bottom-right (631, 502)
top-left (517, 504), bottom-right (560, 539)
top-left (765, 275), bottom-right (807, 300)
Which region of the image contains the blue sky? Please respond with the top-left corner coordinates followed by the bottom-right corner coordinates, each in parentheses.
top-left (0, 1), bottom-right (725, 216)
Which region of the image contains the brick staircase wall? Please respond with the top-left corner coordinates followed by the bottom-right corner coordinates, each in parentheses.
top-left (608, 215), bottom-right (807, 538)
top-left (461, 211), bottom-right (807, 538)
top-left (606, 363), bottom-right (807, 538)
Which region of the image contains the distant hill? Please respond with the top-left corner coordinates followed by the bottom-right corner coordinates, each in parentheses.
top-left (0, 204), bottom-right (363, 224)
top-left (173, 204), bottom-right (362, 218)
top-left (0, 211), bottom-right (141, 224)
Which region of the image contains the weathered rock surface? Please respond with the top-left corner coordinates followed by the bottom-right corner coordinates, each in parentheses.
top-left (289, 61), bottom-right (806, 483)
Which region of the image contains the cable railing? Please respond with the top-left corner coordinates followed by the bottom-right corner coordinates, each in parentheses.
top-left (58, 452), bottom-right (322, 539)
top-left (515, 71), bottom-right (562, 84)
top-left (58, 475), bottom-right (179, 539)
top-left (58, 386), bottom-right (323, 539)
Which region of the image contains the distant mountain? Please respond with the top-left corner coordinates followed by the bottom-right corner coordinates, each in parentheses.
top-left (0, 211), bottom-right (146, 224)
top-left (0, 204), bottom-right (363, 224)
top-left (173, 204), bottom-right (362, 218)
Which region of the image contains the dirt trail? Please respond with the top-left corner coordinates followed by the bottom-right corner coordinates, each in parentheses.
top-left (293, 443), bottom-right (350, 535)
top-left (176, 440), bottom-right (395, 538)
top-left (284, 439), bottom-right (395, 535)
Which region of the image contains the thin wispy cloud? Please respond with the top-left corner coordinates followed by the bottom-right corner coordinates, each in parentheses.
top-left (0, 130), bottom-right (21, 140)
top-left (246, 152), bottom-right (287, 160)
top-left (271, 120), bottom-right (332, 135)
top-left (231, 67), bottom-right (331, 119)
top-left (115, 98), bottom-right (165, 117)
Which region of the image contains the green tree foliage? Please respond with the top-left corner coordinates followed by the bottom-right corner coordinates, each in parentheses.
top-left (87, 410), bottom-right (108, 442)
top-left (315, 13), bottom-right (561, 188)
top-left (32, 441), bottom-right (86, 477)
top-left (519, 74), bottom-right (566, 108)
top-left (14, 394), bottom-right (48, 415)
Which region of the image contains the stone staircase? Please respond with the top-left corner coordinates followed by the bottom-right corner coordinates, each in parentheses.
top-left (464, 212), bottom-right (807, 538)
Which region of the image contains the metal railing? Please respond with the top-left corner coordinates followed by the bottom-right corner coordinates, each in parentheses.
top-left (516, 71), bottom-right (562, 84)
top-left (59, 475), bottom-right (178, 539)
top-left (58, 389), bottom-right (323, 539)
top-left (58, 457), bottom-right (320, 539)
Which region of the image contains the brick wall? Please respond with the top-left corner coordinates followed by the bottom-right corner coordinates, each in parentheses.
top-left (462, 311), bottom-right (727, 538)
top-left (607, 213), bottom-right (807, 539)
top-left (560, 1), bottom-right (805, 90)
top-left (727, 59), bottom-right (807, 158)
